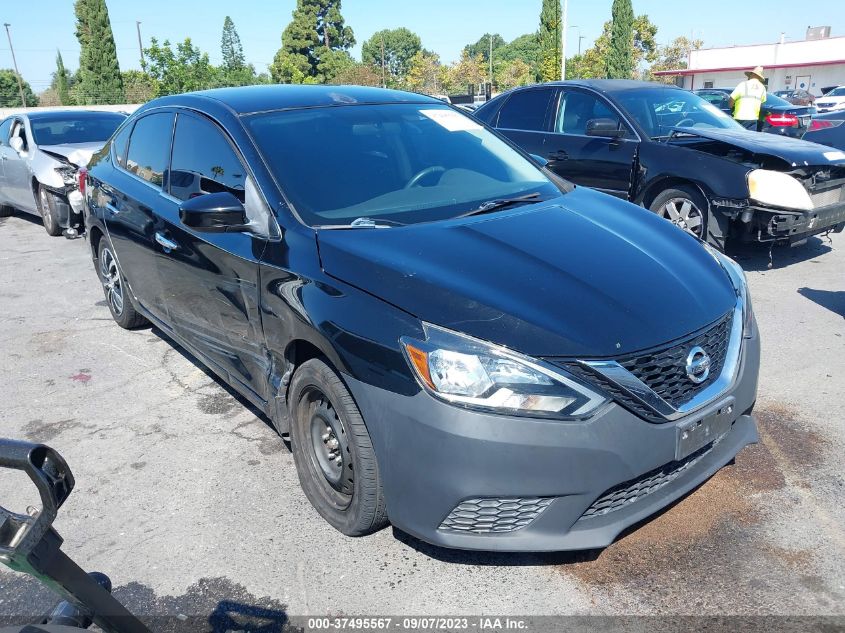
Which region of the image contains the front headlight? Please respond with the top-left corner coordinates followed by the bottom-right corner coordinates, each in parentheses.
top-left (54, 165), bottom-right (77, 187)
top-left (704, 244), bottom-right (754, 338)
top-left (401, 324), bottom-right (607, 418)
top-left (747, 169), bottom-right (812, 211)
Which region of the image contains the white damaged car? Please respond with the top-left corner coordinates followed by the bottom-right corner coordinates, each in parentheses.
top-left (0, 110), bottom-right (126, 236)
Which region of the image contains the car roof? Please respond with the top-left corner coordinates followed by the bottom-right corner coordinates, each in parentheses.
top-left (149, 84), bottom-right (442, 115)
top-left (531, 79), bottom-right (678, 94)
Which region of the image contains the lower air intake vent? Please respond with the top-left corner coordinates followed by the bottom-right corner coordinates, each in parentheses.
top-left (439, 497), bottom-right (553, 534)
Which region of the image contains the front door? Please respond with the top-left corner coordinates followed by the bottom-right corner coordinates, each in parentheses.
top-left (4, 119), bottom-right (36, 212)
top-left (544, 89), bottom-right (639, 198)
top-left (154, 111), bottom-right (273, 403)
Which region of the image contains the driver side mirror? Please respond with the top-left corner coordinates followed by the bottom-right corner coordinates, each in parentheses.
top-left (9, 136), bottom-right (24, 154)
top-left (529, 153), bottom-right (549, 168)
top-left (585, 118), bottom-right (625, 139)
top-left (179, 191), bottom-right (249, 233)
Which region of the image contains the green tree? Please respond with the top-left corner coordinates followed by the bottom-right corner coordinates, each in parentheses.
top-left (647, 36), bottom-right (702, 82)
top-left (463, 33), bottom-right (506, 63)
top-left (270, 0), bottom-right (355, 83)
top-left (361, 28), bottom-right (421, 87)
top-left (494, 33), bottom-right (542, 82)
top-left (606, 0), bottom-right (634, 79)
top-left (221, 16), bottom-right (246, 71)
top-left (329, 61), bottom-right (382, 86)
top-left (404, 50), bottom-right (442, 93)
top-left (121, 70), bottom-right (158, 102)
top-left (495, 59), bottom-right (532, 91)
top-left (74, 0), bottom-right (124, 104)
top-left (538, 0), bottom-right (561, 81)
top-left (568, 14), bottom-right (657, 80)
top-left (442, 51), bottom-right (486, 94)
top-left (55, 51), bottom-right (73, 105)
top-left (0, 69), bottom-right (37, 107)
top-left (144, 38), bottom-right (221, 96)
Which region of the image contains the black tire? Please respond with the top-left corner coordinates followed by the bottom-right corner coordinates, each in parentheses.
top-left (289, 358), bottom-right (388, 536)
top-left (0, 205), bottom-right (13, 218)
top-left (649, 185), bottom-right (709, 242)
top-left (96, 237), bottom-right (148, 329)
top-left (36, 184), bottom-right (63, 237)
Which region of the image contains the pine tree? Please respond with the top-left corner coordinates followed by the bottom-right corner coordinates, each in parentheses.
top-left (271, 0), bottom-right (355, 83)
top-left (55, 51), bottom-right (72, 105)
top-left (74, 0), bottom-right (124, 104)
top-left (221, 16), bottom-right (245, 71)
top-left (538, 0), bottom-right (561, 82)
top-left (606, 0), bottom-right (635, 79)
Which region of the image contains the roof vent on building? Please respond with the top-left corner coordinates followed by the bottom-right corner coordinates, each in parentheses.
top-left (806, 26), bottom-right (831, 40)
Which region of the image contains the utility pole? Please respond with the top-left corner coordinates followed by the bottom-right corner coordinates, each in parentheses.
top-left (488, 33), bottom-right (493, 92)
top-left (561, 0), bottom-right (569, 80)
top-left (569, 25), bottom-right (583, 56)
top-left (136, 21), bottom-right (145, 69)
top-left (3, 23), bottom-right (27, 108)
top-left (380, 34), bottom-right (386, 89)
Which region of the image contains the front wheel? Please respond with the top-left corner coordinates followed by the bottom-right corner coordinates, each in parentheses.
top-left (289, 358), bottom-right (388, 536)
top-left (649, 186), bottom-right (709, 241)
top-left (36, 185), bottom-right (62, 236)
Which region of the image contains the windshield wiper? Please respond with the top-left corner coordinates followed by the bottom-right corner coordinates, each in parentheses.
top-left (319, 217), bottom-right (407, 230)
top-left (457, 193), bottom-right (543, 219)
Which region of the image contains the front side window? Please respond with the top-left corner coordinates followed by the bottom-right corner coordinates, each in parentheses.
top-left (125, 112), bottom-right (174, 187)
top-left (0, 118), bottom-right (11, 146)
top-left (496, 89), bottom-right (555, 131)
top-left (245, 103), bottom-right (560, 227)
top-left (169, 114), bottom-right (246, 202)
top-left (616, 88), bottom-right (742, 139)
top-left (555, 91), bottom-right (630, 137)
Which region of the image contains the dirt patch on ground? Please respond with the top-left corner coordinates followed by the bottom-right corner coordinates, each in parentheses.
top-left (564, 404), bottom-right (825, 588)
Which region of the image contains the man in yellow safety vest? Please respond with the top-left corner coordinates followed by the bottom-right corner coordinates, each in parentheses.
top-left (729, 66), bottom-right (767, 131)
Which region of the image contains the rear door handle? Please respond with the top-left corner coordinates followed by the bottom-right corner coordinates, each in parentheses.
top-left (155, 231), bottom-right (179, 252)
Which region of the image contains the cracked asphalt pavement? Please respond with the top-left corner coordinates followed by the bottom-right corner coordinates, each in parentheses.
top-left (1, 212), bottom-right (844, 624)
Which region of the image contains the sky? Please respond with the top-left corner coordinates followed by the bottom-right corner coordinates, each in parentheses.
top-left (3, 0), bottom-right (845, 93)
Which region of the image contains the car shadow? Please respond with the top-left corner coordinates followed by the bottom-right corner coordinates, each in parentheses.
top-left (798, 287), bottom-right (845, 318)
top-left (4, 209), bottom-right (43, 229)
top-left (148, 326), bottom-right (279, 435)
top-left (728, 235), bottom-right (834, 271)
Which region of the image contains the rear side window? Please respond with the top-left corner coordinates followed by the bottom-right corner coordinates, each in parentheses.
top-left (125, 112), bottom-right (174, 187)
top-left (496, 89), bottom-right (554, 131)
top-left (169, 113), bottom-right (246, 202)
top-left (111, 122), bottom-right (133, 168)
top-left (0, 118), bottom-right (11, 146)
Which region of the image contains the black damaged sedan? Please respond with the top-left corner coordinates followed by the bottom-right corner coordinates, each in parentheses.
top-left (84, 85), bottom-right (759, 551)
top-left (475, 80), bottom-right (845, 249)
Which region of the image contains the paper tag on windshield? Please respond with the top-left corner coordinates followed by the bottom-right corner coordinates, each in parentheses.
top-left (421, 109), bottom-right (483, 132)
top-left (824, 150), bottom-right (845, 162)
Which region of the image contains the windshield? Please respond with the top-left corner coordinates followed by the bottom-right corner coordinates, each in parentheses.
top-left (30, 112), bottom-right (126, 146)
top-left (244, 103), bottom-right (560, 227)
top-left (827, 87), bottom-right (845, 97)
top-left (615, 87), bottom-right (742, 139)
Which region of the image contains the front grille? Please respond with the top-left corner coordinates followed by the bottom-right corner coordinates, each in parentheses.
top-left (578, 441), bottom-right (715, 520)
top-left (438, 497), bottom-right (553, 534)
top-left (810, 185), bottom-right (845, 209)
top-left (618, 311), bottom-right (733, 409)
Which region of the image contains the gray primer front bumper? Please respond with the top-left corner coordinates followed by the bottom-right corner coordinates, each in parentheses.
top-left (343, 331), bottom-right (760, 552)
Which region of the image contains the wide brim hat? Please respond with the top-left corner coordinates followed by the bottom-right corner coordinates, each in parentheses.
top-left (745, 66), bottom-right (765, 81)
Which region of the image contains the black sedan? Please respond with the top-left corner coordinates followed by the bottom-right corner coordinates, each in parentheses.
top-left (474, 80), bottom-right (845, 249)
top-left (694, 88), bottom-right (816, 138)
top-left (804, 110), bottom-right (845, 151)
top-left (83, 85), bottom-right (760, 552)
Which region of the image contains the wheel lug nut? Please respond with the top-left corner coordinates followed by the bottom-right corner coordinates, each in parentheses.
top-left (322, 432), bottom-right (330, 442)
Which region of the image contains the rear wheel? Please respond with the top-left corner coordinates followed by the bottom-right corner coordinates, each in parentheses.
top-left (649, 186), bottom-right (709, 241)
top-left (36, 184), bottom-right (62, 237)
top-left (96, 238), bottom-right (148, 329)
top-left (289, 358), bottom-right (388, 536)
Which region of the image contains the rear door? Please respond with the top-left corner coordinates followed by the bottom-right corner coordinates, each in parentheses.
top-left (154, 111), bottom-right (274, 403)
top-left (543, 88), bottom-right (639, 198)
top-left (100, 111), bottom-right (174, 323)
top-left (491, 86), bottom-right (557, 159)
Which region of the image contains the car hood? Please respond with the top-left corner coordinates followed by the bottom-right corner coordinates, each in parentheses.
top-left (38, 142), bottom-right (104, 168)
top-left (673, 127), bottom-right (845, 165)
top-left (316, 188), bottom-right (738, 358)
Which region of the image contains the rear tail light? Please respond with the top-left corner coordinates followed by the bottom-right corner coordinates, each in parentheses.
top-left (78, 168), bottom-right (87, 196)
top-left (809, 119), bottom-right (844, 131)
top-left (765, 113), bottom-right (799, 127)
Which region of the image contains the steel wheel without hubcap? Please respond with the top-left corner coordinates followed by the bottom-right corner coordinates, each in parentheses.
top-left (658, 197), bottom-right (704, 238)
top-left (99, 247), bottom-right (124, 316)
top-left (306, 390), bottom-right (354, 503)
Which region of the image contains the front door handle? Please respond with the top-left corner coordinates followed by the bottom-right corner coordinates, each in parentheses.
top-left (155, 231), bottom-right (179, 252)
top-left (547, 149), bottom-right (568, 161)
